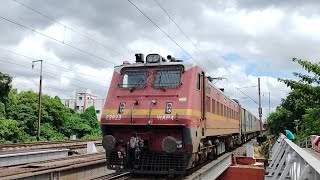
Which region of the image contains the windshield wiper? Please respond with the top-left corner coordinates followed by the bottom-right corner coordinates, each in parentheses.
top-left (130, 78), bottom-right (145, 92)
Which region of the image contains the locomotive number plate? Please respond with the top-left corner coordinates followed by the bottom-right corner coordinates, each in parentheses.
top-left (157, 115), bottom-right (174, 120)
top-left (105, 115), bottom-right (122, 120)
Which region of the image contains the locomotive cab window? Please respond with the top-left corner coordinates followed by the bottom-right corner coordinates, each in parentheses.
top-left (119, 69), bottom-right (148, 89)
top-left (152, 67), bottom-right (182, 89)
top-left (196, 73), bottom-right (201, 91)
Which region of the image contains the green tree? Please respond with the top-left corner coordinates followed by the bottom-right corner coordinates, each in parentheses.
top-left (266, 107), bottom-right (293, 136)
top-left (0, 71), bottom-right (101, 142)
top-left (0, 72), bottom-right (12, 103)
top-left (0, 119), bottom-right (33, 143)
top-left (4, 89), bottom-right (18, 119)
top-left (80, 106), bottom-right (101, 138)
top-left (301, 108), bottom-right (320, 137)
top-left (63, 115), bottom-right (93, 138)
top-left (80, 106), bottom-right (99, 130)
top-left (0, 102), bottom-right (5, 119)
top-left (279, 58), bottom-right (320, 117)
top-left (13, 91), bottom-right (38, 135)
top-left (40, 123), bottom-right (66, 141)
top-left (267, 58), bottom-right (320, 137)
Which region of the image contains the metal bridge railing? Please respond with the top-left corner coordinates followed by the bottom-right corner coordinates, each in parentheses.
top-left (266, 135), bottom-right (320, 180)
top-left (297, 136), bottom-right (313, 149)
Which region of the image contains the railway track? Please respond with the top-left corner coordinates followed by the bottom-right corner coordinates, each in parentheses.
top-left (98, 140), bottom-right (254, 180)
top-left (93, 172), bottom-right (132, 180)
top-left (0, 138), bottom-right (102, 151)
top-left (94, 172), bottom-right (169, 180)
top-left (0, 140), bottom-right (253, 180)
top-left (0, 152), bottom-right (106, 180)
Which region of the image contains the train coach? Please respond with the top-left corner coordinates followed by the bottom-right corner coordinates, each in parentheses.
top-left (100, 53), bottom-right (262, 175)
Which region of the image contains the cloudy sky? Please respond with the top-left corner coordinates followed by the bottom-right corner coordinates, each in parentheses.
top-left (1, 0), bottom-right (319, 120)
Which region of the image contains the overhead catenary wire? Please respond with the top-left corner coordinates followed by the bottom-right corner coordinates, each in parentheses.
top-left (0, 57), bottom-right (108, 90)
top-left (0, 56), bottom-right (108, 90)
top-left (0, 47), bottom-right (108, 80)
top-left (237, 85), bottom-right (258, 89)
top-left (154, 0), bottom-right (214, 66)
top-left (3, 1), bottom-right (260, 107)
top-left (0, 15), bottom-right (117, 66)
top-left (153, 0), bottom-right (259, 106)
top-left (0, 60), bottom-right (105, 95)
top-left (128, 0), bottom-right (257, 107)
top-left (9, 77), bottom-right (79, 96)
top-left (129, 0), bottom-right (259, 106)
top-left (225, 79), bottom-right (259, 105)
top-left (0, 62), bottom-right (83, 92)
top-left (6, 71), bottom-right (100, 99)
top-left (12, 0), bottom-right (133, 61)
top-left (127, 0), bottom-right (206, 71)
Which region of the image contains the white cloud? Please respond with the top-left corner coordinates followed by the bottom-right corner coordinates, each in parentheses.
top-left (1, 0), bottom-right (316, 117)
top-left (211, 63), bottom-right (290, 120)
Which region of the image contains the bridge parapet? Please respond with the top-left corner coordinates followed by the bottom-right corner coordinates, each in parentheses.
top-left (266, 135), bottom-right (320, 180)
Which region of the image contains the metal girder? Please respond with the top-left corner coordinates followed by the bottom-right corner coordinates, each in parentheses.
top-left (266, 135), bottom-right (320, 180)
top-left (185, 153), bottom-right (232, 180)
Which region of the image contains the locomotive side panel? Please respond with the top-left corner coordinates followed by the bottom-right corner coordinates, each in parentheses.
top-left (240, 107), bottom-right (260, 141)
top-left (205, 82), bottom-right (241, 136)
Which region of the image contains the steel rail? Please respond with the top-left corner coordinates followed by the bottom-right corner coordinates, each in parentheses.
top-left (0, 153), bottom-right (106, 180)
top-left (104, 172), bottom-right (132, 180)
top-left (0, 138), bottom-right (101, 147)
top-left (0, 138), bottom-right (102, 150)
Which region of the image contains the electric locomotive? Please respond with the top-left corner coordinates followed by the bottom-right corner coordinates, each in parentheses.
top-left (100, 53), bottom-right (261, 175)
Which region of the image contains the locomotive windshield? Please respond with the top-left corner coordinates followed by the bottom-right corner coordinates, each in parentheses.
top-left (119, 69), bottom-right (148, 89)
top-left (152, 67), bottom-right (182, 89)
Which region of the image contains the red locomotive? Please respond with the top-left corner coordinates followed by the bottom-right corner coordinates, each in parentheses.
top-left (100, 53), bottom-right (262, 175)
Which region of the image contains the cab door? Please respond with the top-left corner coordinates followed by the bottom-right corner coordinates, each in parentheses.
top-left (242, 109), bottom-right (247, 132)
top-left (200, 71), bottom-right (206, 136)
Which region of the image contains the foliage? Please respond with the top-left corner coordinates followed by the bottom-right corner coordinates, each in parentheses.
top-left (0, 102), bottom-right (5, 119)
top-left (80, 106), bottom-right (100, 132)
top-left (0, 72), bottom-right (12, 104)
top-left (260, 141), bottom-right (269, 160)
top-left (81, 132), bottom-right (102, 139)
top-left (0, 71), bottom-right (101, 143)
top-left (40, 123), bottom-right (66, 141)
top-left (0, 119), bottom-right (34, 143)
top-left (266, 107), bottom-right (293, 136)
top-left (267, 58), bottom-right (320, 138)
top-left (300, 108), bottom-right (320, 137)
top-left (4, 89), bottom-right (18, 120)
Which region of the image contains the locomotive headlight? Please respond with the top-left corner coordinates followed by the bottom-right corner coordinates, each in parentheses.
top-left (162, 136), bottom-right (177, 153)
top-left (118, 102), bottom-right (125, 114)
top-left (102, 135), bottom-right (116, 151)
top-left (165, 102), bottom-right (173, 114)
top-left (146, 54), bottom-right (160, 63)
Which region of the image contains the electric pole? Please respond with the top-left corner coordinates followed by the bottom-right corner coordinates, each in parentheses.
top-left (258, 78), bottom-right (262, 134)
top-left (268, 92), bottom-right (270, 116)
top-left (32, 60), bottom-right (43, 141)
top-left (263, 92), bottom-right (271, 117)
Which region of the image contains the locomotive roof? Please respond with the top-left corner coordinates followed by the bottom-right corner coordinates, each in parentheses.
top-left (114, 61), bottom-right (197, 73)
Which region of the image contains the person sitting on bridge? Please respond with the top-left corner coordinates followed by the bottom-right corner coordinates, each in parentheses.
top-left (283, 127), bottom-right (295, 141)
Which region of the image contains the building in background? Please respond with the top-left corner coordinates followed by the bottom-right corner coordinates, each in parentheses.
top-left (61, 89), bottom-right (105, 121)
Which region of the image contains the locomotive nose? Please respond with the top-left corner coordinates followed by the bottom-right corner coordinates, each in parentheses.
top-left (162, 136), bottom-right (177, 153)
top-left (102, 135), bottom-right (116, 151)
